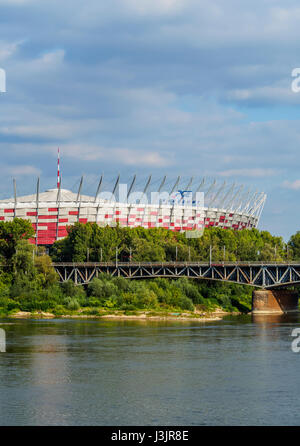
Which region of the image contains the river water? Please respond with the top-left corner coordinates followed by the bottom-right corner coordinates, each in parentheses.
top-left (0, 314), bottom-right (300, 426)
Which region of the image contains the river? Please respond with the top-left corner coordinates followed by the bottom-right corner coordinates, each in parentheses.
top-left (0, 314), bottom-right (299, 425)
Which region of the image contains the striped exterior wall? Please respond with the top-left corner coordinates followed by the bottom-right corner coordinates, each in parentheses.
top-left (0, 202), bottom-right (258, 245)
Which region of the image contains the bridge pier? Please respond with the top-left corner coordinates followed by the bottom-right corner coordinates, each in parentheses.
top-left (252, 289), bottom-right (299, 314)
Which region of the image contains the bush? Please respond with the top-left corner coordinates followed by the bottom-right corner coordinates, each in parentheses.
top-left (85, 297), bottom-right (103, 307)
top-left (52, 305), bottom-right (67, 315)
top-left (0, 297), bottom-right (19, 311)
top-left (177, 296), bottom-right (194, 311)
top-left (82, 308), bottom-right (100, 315)
top-left (10, 274), bottom-right (41, 298)
top-left (87, 278), bottom-right (118, 300)
top-left (67, 298), bottom-right (80, 311)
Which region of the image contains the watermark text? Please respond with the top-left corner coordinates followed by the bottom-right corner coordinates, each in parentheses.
top-left (291, 328), bottom-right (300, 352)
top-left (0, 328), bottom-right (6, 352)
top-left (0, 68), bottom-right (6, 93)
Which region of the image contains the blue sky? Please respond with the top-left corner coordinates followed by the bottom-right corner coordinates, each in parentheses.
top-left (1, 0), bottom-right (300, 239)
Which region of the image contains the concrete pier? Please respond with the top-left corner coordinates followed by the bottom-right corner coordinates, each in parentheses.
top-left (252, 289), bottom-right (299, 314)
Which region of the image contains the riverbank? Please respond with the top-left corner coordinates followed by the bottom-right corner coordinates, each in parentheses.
top-left (6, 309), bottom-right (226, 322)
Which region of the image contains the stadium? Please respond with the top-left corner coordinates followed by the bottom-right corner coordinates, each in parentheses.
top-left (0, 153), bottom-right (266, 246)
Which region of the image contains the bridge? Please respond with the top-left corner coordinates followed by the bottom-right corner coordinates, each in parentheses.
top-left (52, 261), bottom-right (300, 314)
top-left (52, 261), bottom-right (300, 289)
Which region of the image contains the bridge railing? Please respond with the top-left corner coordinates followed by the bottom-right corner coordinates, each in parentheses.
top-left (51, 261), bottom-right (300, 267)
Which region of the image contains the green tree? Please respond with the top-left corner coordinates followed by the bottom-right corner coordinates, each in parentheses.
top-left (288, 231), bottom-right (300, 260)
top-left (12, 239), bottom-right (36, 277)
top-left (35, 254), bottom-right (58, 286)
top-left (0, 219), bottom-right (35, 265)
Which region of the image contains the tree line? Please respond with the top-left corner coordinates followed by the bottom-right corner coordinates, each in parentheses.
top-left (0, 219), bottom-right (299, 316)
top-left (50, 222), bottom-right (300, 263)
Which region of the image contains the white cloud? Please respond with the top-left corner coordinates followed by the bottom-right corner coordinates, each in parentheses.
top-left (24, 49), bottom-right (65, 73)
top-left (115, 149), bottom-right (171, 167)
top-left (124, 0), bottom-right (184, 15)
top-left (0, 123), bottom-right (72, 139)
top-left (60, 144), bottom-right (171, 167)
top-left (282, 179), bottom-right (300, 190)
top-left (0, 0), bottom-right (34, 4)
top-left (39, 49), bottom-right (65, 65)
top-left (224, 83), bottom-right (300, 106)
top-left (2, 165), bottom-right (41, 177)
top-left (0, 41), bottom-right (20, 62)
top-left (219, 168), bottom-right (277, 178)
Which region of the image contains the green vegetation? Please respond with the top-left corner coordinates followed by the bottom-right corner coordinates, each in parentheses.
top-left (0, 272), bottom-right (253, 316)
top-left (0, 219), bottom-right (298, 317)
top-left (50, 222), bottom-right (288, 262)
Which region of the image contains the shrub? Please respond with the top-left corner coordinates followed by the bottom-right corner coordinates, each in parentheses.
top-left (86, 297), bottom-right (103, 307)
top-left (177, 296), bottom-right (194, 311)
top-left (67, 298), bottom-right (80, 311)
top-left (87, 278), bottom-right (118, 300)
top-left (52, 305), bottom-right (67, 315)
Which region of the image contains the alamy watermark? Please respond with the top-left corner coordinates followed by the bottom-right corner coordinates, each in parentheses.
top-left (0, 328), bottom-right (6, 352)
top-left (109, 184), bottom-right (204, 208)
top-left (98, 185), bottom-right (205, 238)
top-left (291, 328), bottom-right (300, 352)
top-left (0, 68), bottom-right (6, 93)
top-left (291, 68), bottom-right (300, 93)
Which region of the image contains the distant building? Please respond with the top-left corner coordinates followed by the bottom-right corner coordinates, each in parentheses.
top-left (0, 152), bottom-right (266, 245)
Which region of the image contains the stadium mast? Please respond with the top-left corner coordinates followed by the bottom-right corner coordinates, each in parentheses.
top-left (57, 147), bottom-right (60, 189)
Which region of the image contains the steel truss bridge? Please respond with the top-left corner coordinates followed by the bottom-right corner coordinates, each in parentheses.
top-left (52, 262), bottom-right (300, 289)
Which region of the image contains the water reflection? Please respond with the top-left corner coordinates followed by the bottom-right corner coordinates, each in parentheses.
top-left (252, 313), bottom-right (300, 324)
top-left (0, 316), bottom-right (300, 425)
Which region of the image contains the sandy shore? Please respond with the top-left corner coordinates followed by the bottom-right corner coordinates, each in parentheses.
top-left (95, 314), bottom-right (222, 322)
top-left (10, 311), bottom-right (55, 319)
top-left (7, 310), bottom-right (223, 322)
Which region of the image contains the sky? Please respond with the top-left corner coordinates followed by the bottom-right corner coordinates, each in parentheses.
top-left (1, 0), bottom-right (300, 239)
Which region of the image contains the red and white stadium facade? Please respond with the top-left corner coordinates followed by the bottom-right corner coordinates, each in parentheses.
top-left (0, 170), bottom-right (266, 246)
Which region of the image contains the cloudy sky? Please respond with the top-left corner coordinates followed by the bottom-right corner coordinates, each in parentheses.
top-left (1, 0), bottom-right (300, 239)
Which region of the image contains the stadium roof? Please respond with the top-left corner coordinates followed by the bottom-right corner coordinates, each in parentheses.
top-left (0, 188), bottom-right (95, 204)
